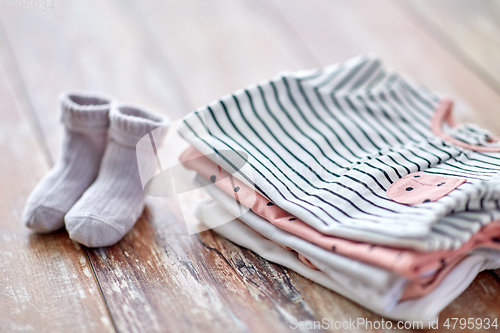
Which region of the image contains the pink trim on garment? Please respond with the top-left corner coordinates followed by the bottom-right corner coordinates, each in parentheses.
top-left (432, 98), bottom-right (500, 152)
top-left (400, 254), bottom-right (467, 300)
top-left (297, 253), bottom-right (319, 270)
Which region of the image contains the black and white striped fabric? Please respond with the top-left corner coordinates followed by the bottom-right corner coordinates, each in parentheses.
top-left (178, 54), bottom-right (500, 249)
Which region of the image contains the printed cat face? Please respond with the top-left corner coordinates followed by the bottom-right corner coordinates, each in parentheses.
top-left (387, 172), bottom-right (467, 205)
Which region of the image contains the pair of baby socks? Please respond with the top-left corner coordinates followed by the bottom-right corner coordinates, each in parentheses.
top-left (23, 91), bottom-right (169, 247)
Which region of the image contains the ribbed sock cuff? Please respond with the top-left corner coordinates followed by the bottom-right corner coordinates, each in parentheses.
top-left (60, 91), bottom-right (114, 133)
top-left (109, 104), bottom-right (170, 148)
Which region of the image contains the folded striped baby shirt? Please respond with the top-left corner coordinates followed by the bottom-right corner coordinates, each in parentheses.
top-left (177, 54), bottom-right (500, 245)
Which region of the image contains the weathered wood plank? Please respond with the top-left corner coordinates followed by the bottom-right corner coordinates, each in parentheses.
top-left (0, 23), bottom-right (114, 333)
top-left (86, 205), bottom-right (320, 333)
top-left (399, 0), bottom-right (500, 95)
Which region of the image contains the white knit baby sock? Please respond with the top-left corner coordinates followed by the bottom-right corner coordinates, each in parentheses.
top-left (23, 91), bottom-right (113, 232)
top-left (65, 104), bottom-right (169, 247)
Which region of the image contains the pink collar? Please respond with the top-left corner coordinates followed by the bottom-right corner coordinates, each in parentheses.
top-left (432, 98), bottom-right (500, 152)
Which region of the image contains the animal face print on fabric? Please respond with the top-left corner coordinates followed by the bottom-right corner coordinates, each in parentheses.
top-left (386, 172), bottom-right (467, 205)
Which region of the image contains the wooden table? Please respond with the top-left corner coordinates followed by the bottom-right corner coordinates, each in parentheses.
top-left (1, 1), bottom-right (500, 332)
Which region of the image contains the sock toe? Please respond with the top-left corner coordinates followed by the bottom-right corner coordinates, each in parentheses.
top-left (24, 206), bottom-right (66, 233)
top-left (65, 214), bottom-right (128, 248)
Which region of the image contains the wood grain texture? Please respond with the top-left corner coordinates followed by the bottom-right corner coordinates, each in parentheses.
top-left (399, 0), bottom-right (500, 95)
top-left (0, 24), bottom-right (114, 333)
top-left (86, 205), bottom-right (322, 333)
top-left (1, 0), bottom-right (500, 332)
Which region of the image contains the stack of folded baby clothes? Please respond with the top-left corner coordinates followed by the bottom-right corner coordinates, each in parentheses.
top-left (177, 54), bottom-right (500, 322)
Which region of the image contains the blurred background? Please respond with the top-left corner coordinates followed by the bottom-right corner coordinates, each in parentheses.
top-left (2, 1), bottom-right (500, 332)
top-left (2, 0), bottom-right (500, 164)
